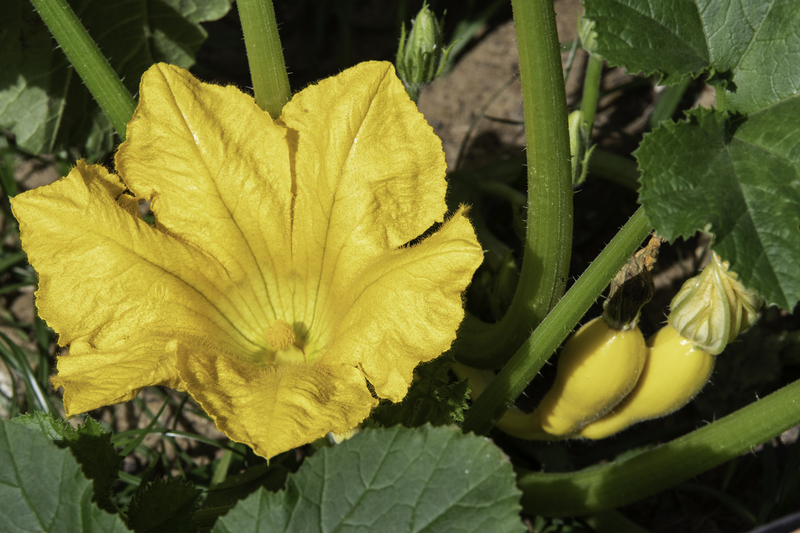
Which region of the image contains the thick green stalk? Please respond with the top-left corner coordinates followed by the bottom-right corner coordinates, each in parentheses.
top-left (517, 377), bottom-right (800, 516)
top-left (454, 0), bottom-right (573, 368)
top-left (238, 0), bottom-right (291, 118)
top-left (461, 208), bottom-right (651, 435)
top-left (29, 0), bottom-right (135, 140)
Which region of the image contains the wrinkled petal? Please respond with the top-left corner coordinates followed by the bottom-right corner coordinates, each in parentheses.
top-left (324, 207), bottom-right (484, 401)
top-left (51, 338), bottom-right (182, 416)
top-left (116, 63), bottom-right (294, 335)
top-left (279, 61), bottom-right (449, 338)
top-left (177, 350), bottom-right (377, 459)
top-left (11, 162), bottom-right (258, 414)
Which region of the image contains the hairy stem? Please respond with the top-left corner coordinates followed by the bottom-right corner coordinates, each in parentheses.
top-left (454, 0), bottom-right (573, 369)
top-left (29, 0), bottom-right (136, 140)
top-left (238, 0), bottom-right (291, 118)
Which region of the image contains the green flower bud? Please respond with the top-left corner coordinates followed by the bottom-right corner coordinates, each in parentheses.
top-left (668, 252), bottom-right (762, 355)
top-left (396, 2), bottom-right (454, 102)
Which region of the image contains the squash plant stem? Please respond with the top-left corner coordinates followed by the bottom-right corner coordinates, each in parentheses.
top-left (238, 0), bottom-right (291, 119)
top-left (454, 0), bottom-right (574, 369)
top-left (29, 0), bottom-right (136, 141)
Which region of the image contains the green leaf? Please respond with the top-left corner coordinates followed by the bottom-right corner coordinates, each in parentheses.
top-left (14, 413), bottom-right (125, 514)
top-left (127, 478), bottom-right (202, 533)
top-left (0, 0), bottom-right (233, 156)
top-left (12, 411), bottom-right (71, 440)
top-left (0, 417), bottom-right (130, 532)
top-left (636, 107), bottom-right (800, 309)
top-left (583, 0), bottom-right (800, 308)
top-left (583, 0), bottom-right (800, 114)
top-left (370, 353), bottom-right (471, 428)
top-left (212, 425), bottom-right (524, 533)
top-left (64, 418), bottom-right (125, 514)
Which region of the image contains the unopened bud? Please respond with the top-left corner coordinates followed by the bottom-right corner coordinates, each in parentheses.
top-left (396, 2), bottom-right (454, 102)
top-left (668, 252), bottom-right (762, 355)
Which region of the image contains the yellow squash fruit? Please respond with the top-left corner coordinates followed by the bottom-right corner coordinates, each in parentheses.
top-left (537, 317), bottom-right (647, 436)
top-left (496, 408), bottom-right (556, 440)
top-left (580, 325), bottom-right (715, 439)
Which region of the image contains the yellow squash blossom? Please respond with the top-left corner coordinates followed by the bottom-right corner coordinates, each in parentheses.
top-left (11, 61), bottom-right (483, 459)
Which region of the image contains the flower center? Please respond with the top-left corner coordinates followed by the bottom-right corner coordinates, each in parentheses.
top-left (264, 320), bottom-right (295, 350)
top-left (265, 320), bottom-right (306, 365)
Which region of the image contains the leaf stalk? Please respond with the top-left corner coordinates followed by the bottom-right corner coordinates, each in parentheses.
top-left (28, 0), bottom-right (136, 140)
top-left (581, 53), bottom-right (603, 130)
top-left (237, 0), bottom-right (291, 118)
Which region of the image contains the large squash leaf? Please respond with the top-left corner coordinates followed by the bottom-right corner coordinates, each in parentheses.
top-left (0, 417), bottom-right (130, 532)
top-left (213, 425), bottom-right (524, 533)
top-left (584, 0), bottom-right (800, 308)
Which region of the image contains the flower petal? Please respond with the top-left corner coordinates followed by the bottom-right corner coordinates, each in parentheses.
top-left (325, 207), bottom-right (484, 401)
top-left (177, 350), bottom-right (377, 459)
top-left (11, 162), bottom-right (259, 415)
top-left (278, 61), bottom-right (448, 331)
top-left (116, 63), bottom-right (294, 333)
top-left (51, 338), bottom-right (182, 416)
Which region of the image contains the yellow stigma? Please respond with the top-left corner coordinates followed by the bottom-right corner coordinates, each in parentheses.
top-left (264, 320), bottom-right (296, 351)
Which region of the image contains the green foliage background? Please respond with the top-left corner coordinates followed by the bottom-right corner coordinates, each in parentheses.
top-left (0, 0), bottom-right (232, 158)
